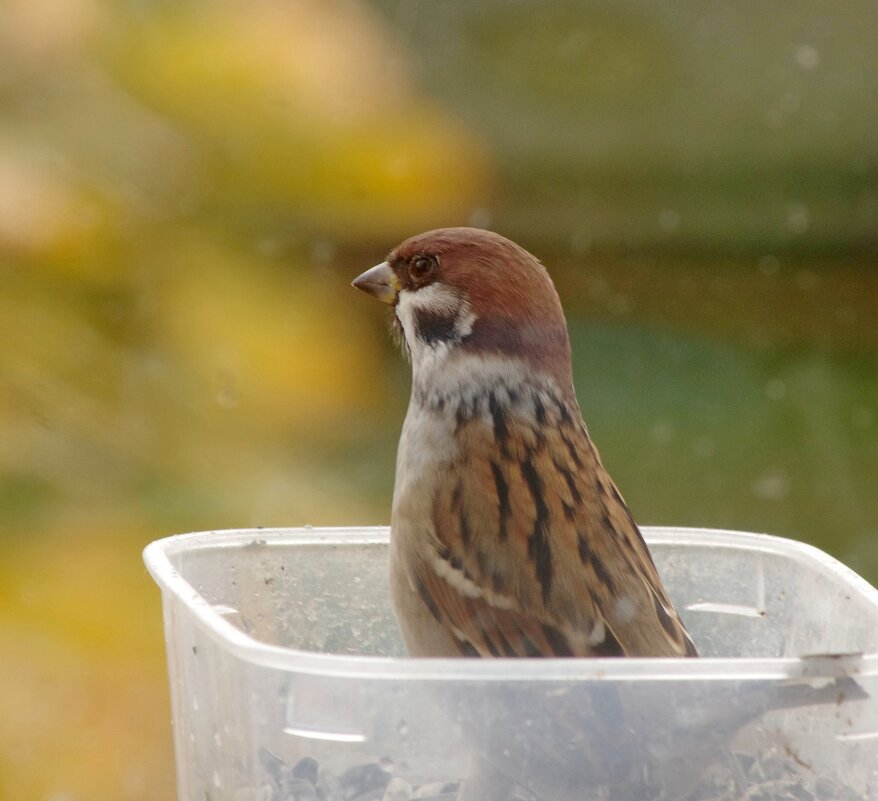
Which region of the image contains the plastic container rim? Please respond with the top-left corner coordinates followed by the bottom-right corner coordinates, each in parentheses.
top-left (143, 526), bottom-right (878, 682)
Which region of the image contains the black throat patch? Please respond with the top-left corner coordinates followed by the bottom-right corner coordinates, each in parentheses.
top-left (414, 308), bottom-right (461, 346)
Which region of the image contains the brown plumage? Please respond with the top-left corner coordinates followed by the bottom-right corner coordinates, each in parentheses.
top-left (352, 227), bottom-right (697, 659)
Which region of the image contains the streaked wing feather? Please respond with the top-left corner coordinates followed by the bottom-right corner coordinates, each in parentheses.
top-left (417, 395), bottom-right (696, 658)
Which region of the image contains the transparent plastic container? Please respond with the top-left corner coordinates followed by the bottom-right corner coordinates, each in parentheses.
top-left (143, 527), bottom-right (878, 801)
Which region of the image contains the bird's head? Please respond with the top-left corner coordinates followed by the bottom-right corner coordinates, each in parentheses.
top-left (352, 228), bottom-right (573, 392)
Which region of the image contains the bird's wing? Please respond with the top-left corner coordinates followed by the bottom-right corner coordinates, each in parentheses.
top-left (415, 393), bottom-right (697, 658)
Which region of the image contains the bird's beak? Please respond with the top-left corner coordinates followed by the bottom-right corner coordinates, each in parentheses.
top-left (351, 261), bottom-right (399, 305)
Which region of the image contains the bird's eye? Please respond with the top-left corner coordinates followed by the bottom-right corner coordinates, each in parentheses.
top-left (409, 254), bottom-right (437, 281)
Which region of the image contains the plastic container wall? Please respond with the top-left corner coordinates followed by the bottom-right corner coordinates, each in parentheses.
top-left (144, 528), bottom-right (878, 801)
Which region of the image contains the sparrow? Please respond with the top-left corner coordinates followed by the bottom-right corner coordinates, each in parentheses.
top-left (351, 229), bottom-right (869, 800)
top-left (352, 227), bottom-right (697, 660)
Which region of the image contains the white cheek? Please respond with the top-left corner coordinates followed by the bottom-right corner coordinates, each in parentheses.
top-left (395, 284), bottom-right (475, 375)
top-left (394, 290), bottom-right (418, 349)
top-left (396, 284), bottom-right (462, 336)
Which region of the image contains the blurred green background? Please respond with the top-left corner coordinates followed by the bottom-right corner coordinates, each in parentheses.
top-left (0, 0), bottom-right (875, 798)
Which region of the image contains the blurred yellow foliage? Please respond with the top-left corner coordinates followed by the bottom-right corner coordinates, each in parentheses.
top-left (0, 524), bottom-right (174, 801)
top-left (157, 236), bottom-right (384, 430)
top-left (109, 0), bottom-right (488, 239)
top-left (0, 0), bottom-right (487, 798)
top-left (113, 1), bottom-right (412, 123)
top-left (0, 146), bottom-right (115, 278)
top-left (0, 0), bottom-right (99, 69)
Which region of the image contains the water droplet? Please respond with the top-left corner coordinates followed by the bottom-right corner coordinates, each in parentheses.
top-left (650, 421), bottom-right (675, 446)
top-left (693, 438), bottom-right (715, 460)
top-left (778, 92), bottom-right (800, 115)
top-left (468, 207), bottom-right (492, 229)
top-left (765, 107), bottom-right (785, 129)
top-left (795, 270), bottom-right (819, 291)
top-left (758, 255), bottom-right (780, 276)
top-left (851, 407), bottom-right (873, 429)
top-left (613, 596), bottom-right (637, 623)
top-left (396, 719), bottom-right (409, 737)
top-left (836, 305), bottom-right (856, 325)
top-left (310, 239), bottom-right (336, 265)
top-left (257, 237), bottom-right (281, 257)
top-left (787, 203), bottom-right (810, 234)
top-left (607, 294), bottom-right (631, 315)
top-left (765, 379), bottom-right (787, 401)
top-left (216, 372), bottom-right (240, 409)
top-left (795, 44), bottom-right (820, 70)
top-left (659, 209), bottom-right (680, 232)
top-left (570, 229), bottom-right (592, 255)
top-left (379, 756), bottom-right (395, 772)
top-left (751, 469), bottom-right (790, 501)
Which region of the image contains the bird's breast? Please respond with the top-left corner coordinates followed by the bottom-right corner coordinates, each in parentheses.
top-left (393, 401), bottom-right (459, 510)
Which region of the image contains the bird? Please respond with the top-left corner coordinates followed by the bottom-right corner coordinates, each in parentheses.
top-left (352, 226), bottom-right (698, 661)
top-left (350, 228), bottom-right (868, 800)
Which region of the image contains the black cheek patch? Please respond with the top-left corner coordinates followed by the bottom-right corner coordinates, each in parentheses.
top-left (414, 308), bottom-right (459, 346)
